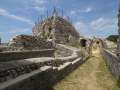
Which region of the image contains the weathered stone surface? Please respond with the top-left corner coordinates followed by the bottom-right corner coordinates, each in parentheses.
top-left (6, 10), bottom-right (80, 52)
top-left (0, 60), bottom-right (39, 83)
top-left (100, 48), bottom-right (120, 79)
top-left (0, 49), bottom-right (54, 61)
top-left (32, 14), bottom-right (79, 44)
top-left (0, 44), bottom-right (86, 90)
top-left (0, 57), bottom-right (84, 90)
top-left (8, 35), bottom-right (54, 51)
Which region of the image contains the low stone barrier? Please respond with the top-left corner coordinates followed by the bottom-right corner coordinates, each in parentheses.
top-left (0, 66), bottom-right (53, 90)
top-left (100, 48), bottom-right (120, 79)
top-left (0, 49), bottom-right (54, 62)
top-left (0, 57), bottom-right (84, 90)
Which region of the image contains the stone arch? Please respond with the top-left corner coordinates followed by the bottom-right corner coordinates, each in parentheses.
top-left (80, 39), bottom-right (87, 47)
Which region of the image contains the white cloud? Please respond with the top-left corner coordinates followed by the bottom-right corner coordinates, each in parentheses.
top-left (0, 32), bottom-right (2, 35)
top-left (84, 7), bottom-right (92, 13)
top-left (0, 8), bottom-right (9, 15)
top-left (0, 8), bottom-right (33, 25)
top-left (33, 6), bottom-right (46, 12)
top-left (32, 0), bottom-right (47, 5)
top-left (80, 7), bottom-right (93, 13)
top-left (70, 10), bottom-right (76, 15)
top-left (30, 0), bottom-right (47, 13)
top-left (74, 21), bottom-right (87, 30)
top-left (90, 17), bottom-right (116, 30)
top-left (70, 7), bottom-right (93, 16)
top-left (8, 28), bottom-right (30, 34)
top-left (73, 17), bottom-right (117, 38)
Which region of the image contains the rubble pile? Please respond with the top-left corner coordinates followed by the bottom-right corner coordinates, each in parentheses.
top-left (0, 58), bottom-right (65, 83)
top-left (9, 35), bottom-right (54, 51)
top-left (0, 61), bottom-right (38, 83)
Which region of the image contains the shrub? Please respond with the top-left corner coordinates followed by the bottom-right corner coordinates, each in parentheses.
top-left (106, 35), bottom-right (119, 43)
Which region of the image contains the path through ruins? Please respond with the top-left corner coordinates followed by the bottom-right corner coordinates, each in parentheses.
top-left (53, 46), bottom-right (119, 90)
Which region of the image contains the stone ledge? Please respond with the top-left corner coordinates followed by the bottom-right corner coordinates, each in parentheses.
top-left (0, 66), bottom-right (52, 90)
top-left (0, 49), bottom-right (55, 62)
top-left (101, 48), bottom-right (120, 79)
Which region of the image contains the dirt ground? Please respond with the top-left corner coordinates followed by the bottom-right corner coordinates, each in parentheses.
top-left (53, 47), bottom-right (119, 90)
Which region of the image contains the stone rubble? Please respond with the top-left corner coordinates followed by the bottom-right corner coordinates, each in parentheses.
top-left (8, 35), bottom-right (54, 51)
top-left (0, 44), bottom-right (83, 83)
top-left (0, 10), bottom-right (82, 85)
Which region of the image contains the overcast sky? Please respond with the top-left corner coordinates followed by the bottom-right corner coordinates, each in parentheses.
top-left (0, 0), bottom-right (119, 42)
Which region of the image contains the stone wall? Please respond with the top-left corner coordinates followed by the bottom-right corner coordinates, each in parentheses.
top-left (0, 58), bottom-right (84, 90)
top-left (0, 43), bottom-right (9, 52)
top-left (8, 35), bottom-right (54, 51)
top-left (0, 44), bottom-right (87, 90)
top-left (0, 49), bottom-right (54, 62)
top-left (100, 48), bottom-right (120, 79)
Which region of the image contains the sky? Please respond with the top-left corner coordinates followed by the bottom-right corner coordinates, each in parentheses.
top-left (0, 0), bottom-right (119, 42)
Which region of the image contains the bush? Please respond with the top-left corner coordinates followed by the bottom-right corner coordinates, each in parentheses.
top-left (106, 35), bottom-right (119, 43)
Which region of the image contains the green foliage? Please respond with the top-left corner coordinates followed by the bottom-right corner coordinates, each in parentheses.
top-left (106, 35), bottom-right (119, 43)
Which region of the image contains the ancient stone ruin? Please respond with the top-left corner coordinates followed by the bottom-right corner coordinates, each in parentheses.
top-left (8, 9), bottom-right (80, 51)
top-left (32, 9), bottom-right (80, 44)
top-left (0, 9), bottom-right (90, 90)
top-left (9, 35), bottom-right (54, 51)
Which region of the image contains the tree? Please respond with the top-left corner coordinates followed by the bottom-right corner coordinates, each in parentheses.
top-left (106, 35), bottom-right (119, 43)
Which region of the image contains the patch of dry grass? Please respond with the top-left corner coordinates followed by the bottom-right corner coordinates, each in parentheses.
top-left (53, 48), bottom-right (119, 90)
top-left (96, 54), bottom-right (119, 90)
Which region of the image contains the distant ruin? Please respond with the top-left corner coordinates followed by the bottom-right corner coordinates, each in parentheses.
top-left (32, 8), bottom-right (80, 44)
top-left (8, 9), bottom-right (80, 51)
